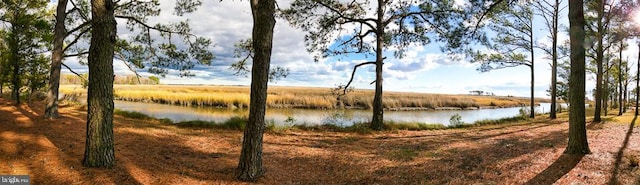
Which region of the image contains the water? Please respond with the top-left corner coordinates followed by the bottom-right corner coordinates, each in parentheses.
top-left (114, 100), bottom-right (566, 126)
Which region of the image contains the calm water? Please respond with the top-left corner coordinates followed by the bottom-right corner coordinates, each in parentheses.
top-left (115, 100), bottom-right (566, 126)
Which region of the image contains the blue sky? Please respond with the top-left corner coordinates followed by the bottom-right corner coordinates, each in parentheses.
top-left (58, 0), bottom-right (640, 98)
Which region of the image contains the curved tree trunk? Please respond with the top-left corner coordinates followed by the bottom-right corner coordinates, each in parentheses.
top-left (565, 0), bottom-right (590, 154)
top-left (83, 0), bottom-right (116, 168)
top-left (45, 0), bottom-right (68, 119)
top-left (236, 0), bottom-right (275, 181)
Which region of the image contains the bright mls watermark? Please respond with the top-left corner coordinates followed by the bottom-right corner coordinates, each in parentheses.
top-left (0, 175), bottom-right (30, 185)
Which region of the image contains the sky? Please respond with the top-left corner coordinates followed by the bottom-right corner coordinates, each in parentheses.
top-left (58, 0), bottom-right (640, 99)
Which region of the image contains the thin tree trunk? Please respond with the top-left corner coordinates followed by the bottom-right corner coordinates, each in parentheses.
top-left (624, 82), bottom-right (628, 113)
top-left (45, 0), bottom-right (68, 119)
top-left (604, 70), bottom-right (609, 115)
top-left (529, 21), bottom-right (535, 118)
top-left (83, 0), bottom-right (116, 168)
top-left (236, 0), bottom-right (275, 181)
top-left (594, 0), bottom-right (605, 122)
top-left (550, 0), bottom-right (560, 119)
top-left (370, 0), bottom-right (385, 130)
top-left (619, 41), bottom-right (624, 116)
top-left (636, 43), bottom-right (639, 115)
top-left (566, 0), bottom-right (590, 154)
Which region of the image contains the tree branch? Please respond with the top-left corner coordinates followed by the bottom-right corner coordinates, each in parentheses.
top-left (313, 0), bottom-right (377, 32)
top-left (64, 51), bottom-right (89, 58)
top-left (63, 27), bottom-right (91, 54)
top-left (61, 62), bottom-right (87, 82)
top-left (342, 61), bottom-right (376, 95)
top-left (115, 15), bottom-right (195, 36)
top-left (472, 0), bottom-right (507, 36)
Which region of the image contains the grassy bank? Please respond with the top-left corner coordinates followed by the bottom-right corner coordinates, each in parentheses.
top-left (61, 85), bottom-right (548, 110)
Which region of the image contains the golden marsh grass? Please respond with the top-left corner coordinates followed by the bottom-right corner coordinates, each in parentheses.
top-left (60, 85), bottom-right (545, 110)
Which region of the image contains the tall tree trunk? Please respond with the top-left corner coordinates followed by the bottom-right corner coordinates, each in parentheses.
top-left (624, 82), bottom-right (628, 113)
top-left (236, 0), bottom-right (275, 181)
top-left (619, 41), bottom-right (623, 116)
top-left (370, 0), bottom-right (385, 130)
top-left (593, 0), bottom-right (605, 122)
top-left (529, 22), bottom-right (535, 118)
top-left (9, 25), bottom-right (20, 105)
top-left (550, 0), bottom-right (560, 119)
top-left (566, 0), bottom-right (590, 154)
top-left (10, 55), bottom-right (19, 104)
top-left (604, 70), bottom-right (609, 115)
top-left (83, 0), bottom-right (116, 168)
top-left (45, 0), bottom-right (68, 119)
top-left (636, 43), bottom-right (639, 115)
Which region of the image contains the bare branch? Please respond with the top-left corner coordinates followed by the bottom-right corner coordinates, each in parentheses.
top-left (61, 62), bottom-right (87, 82)
top-left (63, 51), bottom-right (89, 58)
top-left (342, 61), bottom-right (376, 95)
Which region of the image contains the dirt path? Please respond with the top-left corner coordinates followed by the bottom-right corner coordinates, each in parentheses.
top-left (1, 98), bottom-right (639, 184)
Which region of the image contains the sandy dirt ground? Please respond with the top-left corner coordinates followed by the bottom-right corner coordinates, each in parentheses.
top-left (1, 98), bottom-right (640, 184)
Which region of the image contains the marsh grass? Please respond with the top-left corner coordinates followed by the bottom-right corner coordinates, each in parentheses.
top-left (60, 85), bottom-right (539, 110)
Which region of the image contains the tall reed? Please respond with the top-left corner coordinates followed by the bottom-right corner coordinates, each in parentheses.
top-left (60, 85), bottom-right (541, 110)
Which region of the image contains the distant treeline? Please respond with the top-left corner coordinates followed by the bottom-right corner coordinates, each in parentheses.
top-left (61, 74), bottom-right (160, 85)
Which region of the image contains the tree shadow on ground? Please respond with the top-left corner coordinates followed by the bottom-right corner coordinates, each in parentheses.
top-left (608, 115), bottom-right (637, 185)
top-left (376, 121), bottom-right (561, 141)
top-left (524, 154), bottom-right (584, 185)
top-left (262, 120), bottom-right (570, 184)
top-left (0, 99), bottom-right (241, 184)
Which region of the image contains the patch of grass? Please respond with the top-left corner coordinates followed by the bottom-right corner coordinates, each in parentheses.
top-left (114, 109), bottom-right (153, 120)
top-left (540, 140), bottom-right (555, 148)
top-left (384, 121), bottom-right (447, 131)
top-left (469, 116), bottom-right (529, 127)
top-left (175, 120), bottom-right (217, 128)
top-left (175, 116), bottom-right (247, 130)
top-left (290, 123), bottom-right (372, 133)
top-left (387, 148), bottom-right (419, 162)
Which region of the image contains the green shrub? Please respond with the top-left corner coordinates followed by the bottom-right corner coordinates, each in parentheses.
top-left (449, 113), bottom-right (464, 128)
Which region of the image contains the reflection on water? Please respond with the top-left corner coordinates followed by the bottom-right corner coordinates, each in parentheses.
top-left (115, 100), bottom-right (565, 126)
